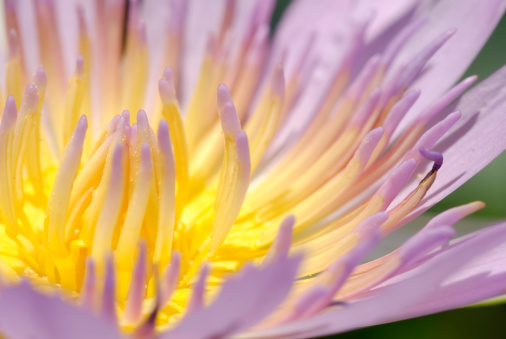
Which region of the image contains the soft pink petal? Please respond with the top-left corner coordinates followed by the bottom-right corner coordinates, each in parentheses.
top-left (355, 202), bottom-right (485, 280)
top-left (267, 0), bottom-right (363, 147)
top-left (54, 0), bottom-right (79, 80)
top-left (379, 222), bottom-right (506, 321)
top-left (160, 255), bottom-right (302, 339)
top-left (357, 0), bottom-right (420, 41)
top-left (180, 0), bottom-right (260, 106)
top-left (394, 0), bottom-right (506, 127)
top-left (237, 220), bottom-right (506, 339)
top-left (270, 0), bottom-right (504, 146)
top-left (0, 282), bottom-right (124, 339)
top-left (396, 64), bottom-right (506, 222)
top-left (271, 0), bottom-right (357, 78)
top-left (13, 0), bottom-right (39, 75)
top-left (11, 0), bottom-right (79, 79)
top-left (141, 0), bottom-right (175, 110)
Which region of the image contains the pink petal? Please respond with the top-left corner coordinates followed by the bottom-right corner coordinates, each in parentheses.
top-left (141, 0), bottom-right (176, 109)
top-left (398, 64), bottom-right (506, 222)
top-left (271, 0), bottom-right (357, 78)
top-left (54, 0), bottom-right (79, 80)
top-left (0, 282), bottom-right (124, 339)
top-left (379, 221), bottom-right (506, 321)
top-left (394, 0), bottom-right (506, 126)
top-left (268, 0), bottom-right (365, 146)
top-left (160, 255), bottom-right (302, 339)
top-left (12, 0), bottom-right (39, 75)
top-left (237, 221), bottom-right (506, 339)
top-left (357, 0), bottom-right (420, 41)
top-left (180, 0), bottom-right (262, 106)
top-left (186, 263), bottom-right (210, 314)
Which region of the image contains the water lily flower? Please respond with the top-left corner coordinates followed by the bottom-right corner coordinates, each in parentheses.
top-left (0, 0), bottom-right (505, 338)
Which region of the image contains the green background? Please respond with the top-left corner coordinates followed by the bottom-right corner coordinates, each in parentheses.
top-left (271, 1), bottom-right (506, 338)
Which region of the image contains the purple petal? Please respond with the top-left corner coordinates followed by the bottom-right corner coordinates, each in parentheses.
top-left (268, 0), bottom-right (365, 147)
top-left (0, 282), bottom-right (124, 339)
top-left (395, 0), bottom-right (506, 126)
top-left (236, 221), bottom-right (506, 339)
top-left (180, 0), bottom-right (270, 106)
top-left (396, 65), bottom-right (506, 222)
top-left (357, 0), bottom-right (420, 41)
top-left (380, 221), bottom-right (506, 321)
top-left (271, 0), bottom-right (357, 78)
top-left (10, 0), bottom-right (39, 75)
top-left (160, 255), bottom-right (302, 339)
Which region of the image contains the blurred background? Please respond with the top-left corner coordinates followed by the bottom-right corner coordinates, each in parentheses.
top-left (271, 1), bottom-right (506, 338)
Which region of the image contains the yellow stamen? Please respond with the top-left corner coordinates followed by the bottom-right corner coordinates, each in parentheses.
top-left (153, 121), bottom-right (176, 267)
top-left (116, 143), bottom-right (154, 297)
top-left (159, 70), bottom-right (189, 216)
top-left (63, 56), bottom-right (86, 147)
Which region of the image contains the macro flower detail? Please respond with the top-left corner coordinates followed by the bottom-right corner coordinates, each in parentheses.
top-left (0, 0), bottom-right (505, 339)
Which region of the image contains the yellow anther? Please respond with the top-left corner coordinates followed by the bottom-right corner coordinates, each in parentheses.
top-left (159, 68), bottom-right (189, 217)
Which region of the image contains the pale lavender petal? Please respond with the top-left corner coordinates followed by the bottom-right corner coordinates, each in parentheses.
top-left (392, 29), bottom-right (456, 99)
top-left (401, 111), bottom-right (461, 164)
top-left (180, 0), bottom-right (262, 106)
top-left (0, 282), bottom-right (124, 339)
top-left (12, 0), bottom-right (39, 75)
top-left (80, 258), bottom-right (97, 312)
top-left (180, 0), bottom-right (222, 105)
top-left (102, 256), bottom-right (117, 325)
top-left (360, 202), bottom-right (486, 270)
top-left (356, 0), bottom-right (420, 41)
top-left (395, 0), bottom-right (506, 125)
top-left (54, 0), bottom-right (79, 80)
top-left (268, 0), bottom-right (366, 148)
top-left (160, 255), bottom-right (302, 339)
top-left (237, 221), bottom-right (506, 339)
top-left (123, 243), bottom-right (148, 325)
top-left (263, 215), bottom-right (295, 263)
top-left (141, 0), bottom-right (177, 110)
top-left (283, 212), bottom-right (385, 322)
top-left (271, 0), bottom-right (354, 77)
top-left (161, 251), bottom-right (182, 306)
top-left (382, 88), bottom-right (420, 138)
top-left (396, 65), bottom-right (506, 222)
top-left (341, 224), bottom-right (455, 300)
top-left (344, 55), bottom-right (383, 102)
top-left (186, 263), bottom-right (210, 314)
top-left (380, 222), bottom-right (506, 321)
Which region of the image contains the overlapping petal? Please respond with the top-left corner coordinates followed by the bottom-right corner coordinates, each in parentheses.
top-left (0, 282), bottom-right (124, 339)
top-left (398, 64), bottom-right (506, 222)
top-left (237, 221), bottom-right (506, 339)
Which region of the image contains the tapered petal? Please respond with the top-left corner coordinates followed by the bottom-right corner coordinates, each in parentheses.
top-left (394, 65), bottom-right (506, 223)
top-left (273, 0), bottom-right (505, 146)
top-left (180, 0), bottom-right (272, 105)
top-left (379, 222), bottom-right (506, 320)
top-left (268, 0), bottom-right (363, 143)
top-left (160, 254), bottom-right (302, 339)
top-left (237, 221), bottom-right (506, 338)
top-left (398, 0), bottom-right (506, 119)
top-left (0, 282), bottom-right (124, 339)
top-left (357, 0), bottom-right (420, 40)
